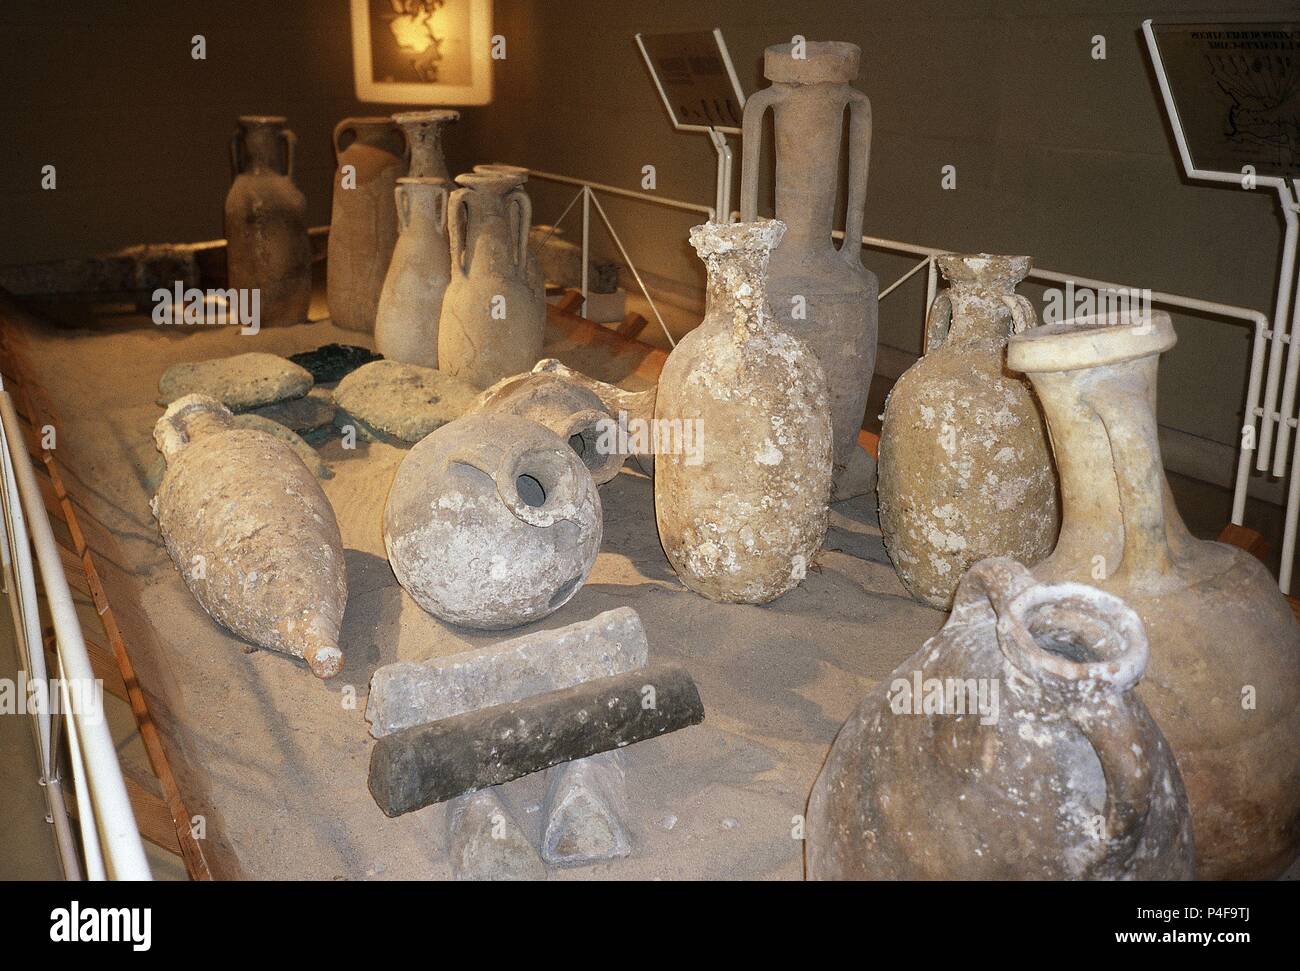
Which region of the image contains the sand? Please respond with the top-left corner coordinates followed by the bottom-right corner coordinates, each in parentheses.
top-left (3, 299), bottom-right (944, 880)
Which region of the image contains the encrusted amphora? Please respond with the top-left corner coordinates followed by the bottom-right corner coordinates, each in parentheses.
top-left (374, 177), bottom-right (451, 368)
top-left (1007, 310), bottom-right (1300, 880)
top-left (808, 557), bottom-right (1195, 880)
top-left (878, 254), bottom-right (1059, 608)
top-left (654, 219), bottom-right (832, 605)
top-left (224, 116), bottom-right (311, 326)
top-left (438, 171), bottom-right (546, 389)
top-left (384, 413), bottom-right (602, 630)
top-left (740, 41), bottom-right (878, 499)
top-left (152, 395), bottom-right (347, 679)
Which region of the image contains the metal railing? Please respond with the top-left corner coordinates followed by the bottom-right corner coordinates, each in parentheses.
top-left (0, 379), bottom-right (150, 880)
top-left (524, 168), bottom-right (1284, 588)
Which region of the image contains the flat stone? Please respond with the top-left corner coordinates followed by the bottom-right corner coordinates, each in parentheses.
top-left (542, 751), bottom-right (631, 867)
top-left (158, 352), bottom-right (312, 410)
top-left (368, 663), bottom-right (704, 815)
top-left (229, 413), bottom-right (331, 479)
top-left (333, 360), bottom-right (478, 445)
top-left (249, 387), bottom-right (336, 437)
top-left (366, 607), bottom-right (649, 738)
top-left (446, 789), bottom-right (546, 881)
top-left (288, 343), bottom-right (381, 384)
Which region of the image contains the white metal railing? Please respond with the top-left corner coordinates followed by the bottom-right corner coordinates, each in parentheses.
top-left (0, 380), bottom-right (151, 880)
top-left (522, 168), bottom-right (1287, 588)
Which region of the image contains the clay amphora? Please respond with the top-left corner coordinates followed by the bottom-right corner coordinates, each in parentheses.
top-left (740, 41), bottom-right (877, 500)
top-left (878, 254), bottom-right (1059, 608)
top-left (384, 413), bottom-right (602, 630)
top-left (224, 116), bottom-right (311, 327)
top-left (374, 177), bottom-right (451, 368)
top-left (152, 395), bottom-right (347, 679)
top-left (393, 108), bottom-right (458, 180)
top-left (468, 367), bottom-right (626, 485)
top-left (327, 117), bottom-right (407, 332)
top-left (439, 172), bottom-right (546, 389)
top-left (474, 164), bottom-right (544, 292)
top-left (1007, 311), bottom-right (1300, 880)
top-left (807, 557), bottom-right (1195, 880)
top-left (654, 219), bottom-right (832, 604)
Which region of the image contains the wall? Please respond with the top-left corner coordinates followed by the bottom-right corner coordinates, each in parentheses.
top-left (1, 0), bottom-right (1295, 465)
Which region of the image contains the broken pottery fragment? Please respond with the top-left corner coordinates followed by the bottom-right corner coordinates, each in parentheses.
top-left (369, 663), bottom-right (703, 815)
top-left (366, 607), bottom-right (648, 737)
top-left (467, 367), bottom-right (626, 484)
top-left (287, 343), bottom-right (382, 384)
top-left (878, 254), bottom-right (1058, 608)
top-left (158, 352), bottom-right (312, 409)
top-left (228, 413), bottom-right (331, 479)
top-left (383, 413), bottom-right (602, 629)
top-left (655, 219), bottom-right (832, 604)
top-left (446, 789), bottom-right (545, 881)
top-left (333, 359), bottom-right (478, 445)
top-left (807, 557), bottom-right (1195, 880)
top-left (327, 116), bottom-right (406, 333)
top-left (542, 751), bottom-right (631, 867)
top-left (740, 41), bottom-right (878, 500)
top-left (151, 395), bottom-right (347, 678)
top-left (1009, 311), bottom-right (1300, 880)
top-left (224, 116), bottom-right (312, 326)
top-left (439, 171), bottom-right (546, 389)
top-left (249, 386), bottom-right (336, 439)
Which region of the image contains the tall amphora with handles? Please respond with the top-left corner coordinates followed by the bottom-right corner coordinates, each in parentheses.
top-left (740, 41), bottom-right (877, 499)
top-left (224, 115), bottom-right (311, 326)
top-left (438, 171), bottom-right (545, 389)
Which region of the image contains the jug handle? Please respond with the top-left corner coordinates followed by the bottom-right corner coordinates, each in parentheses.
top-left (434, 183), bottom-right (448, 236)
top-left (738, 87), bottom-right (782, 222)
top-left (229, 129), bottom-right (243, 178)
top-left (1002, 293), bottom-right (1037, 335)
top-left (394, 183), bottom-right (411, 233)
top-left (1069, 698), bottom-right (1154, 869)
top-left (508, 189), bottom-right (531, 268)
top-left (839, 89), bottom-right (872, 265)
top-left (923, 288), bottom-right (952, 354)
top-left (444, 440), bottom-right (580, 528)
top-left (448, 188), bottom-right (470, 277)
top-left (280, 129), bottom-right (297, 179)
top-left (332, 118), bottom-right (358, 162)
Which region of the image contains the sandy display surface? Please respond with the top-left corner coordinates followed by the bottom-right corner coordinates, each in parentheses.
top-left (7, 305), bottom-right (944, 880)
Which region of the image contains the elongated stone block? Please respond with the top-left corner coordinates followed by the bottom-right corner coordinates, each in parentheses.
top-left (365, 607), bottom-right (648, 737)
top-left (446, 789), bottom-right (545, 881)
top-left (369, 663), bottom-right (704, 816)
top-left (542, 751), bottom-right (631, 867)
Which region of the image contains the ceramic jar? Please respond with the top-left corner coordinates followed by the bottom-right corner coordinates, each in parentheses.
top-left (878, 254), bottom-right (1059, 608)
top-left (1007, 310), bottom-right (1300, 880)
top-left (808, 557), bottom-right (1195, 880)
top-left (474, 164), bottom-right (544, 292)
top-left (224, 115), bottom-right (311, 326)
top-left (740, 41), bottom-right (878, 500)
top-left (383, 413), bottom-right (602, 630)
top-left (654, 219), bottom-right (832, 604)
top-left (467, 368), bottom-right (626, 485)
top-left (393, 108), bottom-right (458, 180)
top-left (439, 172), bottom-right (546, 389)
top-left (152, 395), bottom-right (348, 679)
top-left (327, 117), bottom-right (407, 333)
top-left (374, 177), bottom-right (451, 368)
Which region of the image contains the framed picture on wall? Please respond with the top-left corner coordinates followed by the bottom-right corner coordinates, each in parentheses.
top-left (350, 0), bottom-right (493, 105)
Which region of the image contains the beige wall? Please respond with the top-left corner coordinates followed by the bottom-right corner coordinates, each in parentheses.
top-left (2, 0), bottom-right (1294, 460)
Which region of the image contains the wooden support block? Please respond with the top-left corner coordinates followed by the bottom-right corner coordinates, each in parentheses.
top-left (1218, 523), bottom-right (1269, 562)
top-left (555, 289), bottom-right (585, 315)
top-left (616, 313), bottom-right (649, 340)
top-left (858, 428), bottom-right (881, 461)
